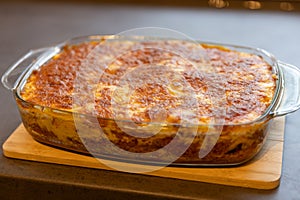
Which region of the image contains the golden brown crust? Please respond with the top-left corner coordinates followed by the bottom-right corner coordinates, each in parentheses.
top-left (21, 40), bottom-right (276, 124)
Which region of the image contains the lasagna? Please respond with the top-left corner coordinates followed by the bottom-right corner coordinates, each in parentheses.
top-left (18, 39), bottom-right (277, 165)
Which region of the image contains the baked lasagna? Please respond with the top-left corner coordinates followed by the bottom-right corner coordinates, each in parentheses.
top-left (18, 38), bottom-right (277, 165)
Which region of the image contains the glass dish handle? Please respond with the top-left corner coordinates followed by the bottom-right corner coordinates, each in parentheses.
top-left (1, 47), bottom-right (56, 91)
top-left (271, 61), bottom-right (300, 117)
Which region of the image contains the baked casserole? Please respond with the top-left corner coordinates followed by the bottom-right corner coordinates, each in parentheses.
top-left (12, 36), bottom-right (280, 165)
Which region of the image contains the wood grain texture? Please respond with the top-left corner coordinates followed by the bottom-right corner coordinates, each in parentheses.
top-left (2, 117), bottom-right (285, 190)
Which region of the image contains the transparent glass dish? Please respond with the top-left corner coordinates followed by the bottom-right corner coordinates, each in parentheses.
top-left (2, 35), bottom-right (300, 166)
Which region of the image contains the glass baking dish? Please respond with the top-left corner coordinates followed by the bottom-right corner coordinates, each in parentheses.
top-left (2, 35), bottom-right (300, 166)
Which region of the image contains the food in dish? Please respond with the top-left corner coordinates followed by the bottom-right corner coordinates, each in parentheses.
top-left (16, 37), bottom-right (277, 165)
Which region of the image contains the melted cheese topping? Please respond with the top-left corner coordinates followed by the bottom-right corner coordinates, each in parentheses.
top-left (21, 40), bottom-right (277, 124)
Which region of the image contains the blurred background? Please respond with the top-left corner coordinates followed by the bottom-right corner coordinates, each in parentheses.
top-left (1, 0), bottom-right (300, 65)
top-left (4, 0), bottom-right (300, 10)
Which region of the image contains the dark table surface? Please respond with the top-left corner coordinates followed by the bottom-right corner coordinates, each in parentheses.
top-left (1, 1), bottom-right (300, 199)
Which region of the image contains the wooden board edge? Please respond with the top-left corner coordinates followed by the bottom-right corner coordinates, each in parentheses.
top-left (2, 118), bottom-right (285, 190)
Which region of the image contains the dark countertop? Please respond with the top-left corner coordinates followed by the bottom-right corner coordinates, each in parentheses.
top-left (1, 1), bottom-right (300, 199)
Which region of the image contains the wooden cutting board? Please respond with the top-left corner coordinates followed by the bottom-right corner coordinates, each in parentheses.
top-left (2, 117), bottom-right (285, 190)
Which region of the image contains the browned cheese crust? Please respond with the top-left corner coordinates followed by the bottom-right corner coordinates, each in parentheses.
top-left (21, 41), bottom-right (276, 124)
